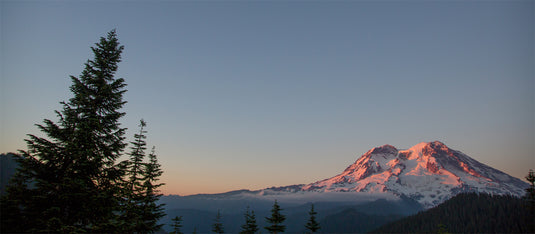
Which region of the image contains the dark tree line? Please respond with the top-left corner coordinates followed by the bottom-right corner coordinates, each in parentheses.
top-left (0, 30), bottom-right (165, 233)
top-left (372, 170), bottom-right (535, 233)
top-left (372, 191), bottom-right (533, 233)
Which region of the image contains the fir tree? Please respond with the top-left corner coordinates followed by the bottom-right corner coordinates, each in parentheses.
top-left (212, 209), bottom-right (225, 234)
top-left (120, 119), bottom-right (148, 232)
top-left (265, 200), bottom-right (286, 234)
top-left (436, 223), bottom-right (450, 234)
top-left (525, 169), bottom-right (535, 203)
top-left (525, 169), bottom-right (535, 233)
top-left (139, 146), bottom-right (166, 232)
top-left (118, 120), bottom-right (165, 233)
top-left (170, 216), bottom-right (183, 234)
top-left (305, 204), bottom-right (320, 233)
top-left (240, 206), bottom-right (259, 234)
top-left (1, 30), bottom-right (127, 232)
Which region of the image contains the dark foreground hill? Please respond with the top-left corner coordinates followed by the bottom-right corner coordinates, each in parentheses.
top-left (372, 193), bottom-right (532, 233)
top-left (0, 153), bottom-right (19, 195)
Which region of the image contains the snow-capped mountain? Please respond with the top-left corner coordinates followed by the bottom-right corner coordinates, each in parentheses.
top-left (160, 142), bottom-right (529, 232)
top-left (301, 141), bottom-right (528, 208)
top-left (163, 141), bottom-right (529, 212)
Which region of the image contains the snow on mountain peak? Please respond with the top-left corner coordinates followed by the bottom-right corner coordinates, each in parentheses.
top-left (301, 141), bottom-right (528, 208)
top-left (367, 144), bottom-right (398, 155)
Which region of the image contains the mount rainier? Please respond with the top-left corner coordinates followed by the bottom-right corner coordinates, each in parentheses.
top-left (299, 141), bottom-right (528, 208)
top-left (165, 141), bottom-right (528, 210)
top-left (160, 141), bottom-right (529, 232)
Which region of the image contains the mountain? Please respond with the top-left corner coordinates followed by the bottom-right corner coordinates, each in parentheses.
top-left (302, 141), bottom-right (528, 208)
top-left (0, 153), bottom-right (19, 195)
top-left (159, 141), bottom-right (529, 232)
top-left (162, 141), bottom-right (529, 212)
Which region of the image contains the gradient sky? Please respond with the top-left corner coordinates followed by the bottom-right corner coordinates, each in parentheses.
top-left (1, 0), bottom-right (534, 196)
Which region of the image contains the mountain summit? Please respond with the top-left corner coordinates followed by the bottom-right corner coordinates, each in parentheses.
top-left (301, 141), bottom-right (528, 207)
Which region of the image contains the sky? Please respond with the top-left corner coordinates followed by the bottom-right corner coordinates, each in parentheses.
top-left (1, 0), bottom-right (534, 196)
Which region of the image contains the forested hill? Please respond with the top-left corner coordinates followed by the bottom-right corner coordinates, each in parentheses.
top-left (371, 193), bottom-right (533, 233)
top-left (0, 153), bottom-right (19, 195)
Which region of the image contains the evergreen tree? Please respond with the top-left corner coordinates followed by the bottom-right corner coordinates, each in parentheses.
top-left (1, 30), bottom-right (127, 232)
top-left (436, 223), bottom-right (450, 234)
top-left (265, 200), bottom-right (286, 234)
top-left (118, 120), bottom-right (165, 233)
top-left (525, 169), bottom-right (535, 203)
top-left (212, 209), bottom-right (225, 234)
top-left (139, 146), bottom-right (166, 232)
top-left (170, 216), bottom-right (183, 234)
top-left (525, 169), bottom-right (535, 233)
top-left (304, 204), bottom-right (320, 233)
top-left (119, 119), bottom-right (148, 231)
top-left (240, 206), bottom-right (259, 234)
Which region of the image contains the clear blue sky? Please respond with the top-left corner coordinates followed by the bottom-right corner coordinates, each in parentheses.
top-left (1, 0), bottom-right (533, 195)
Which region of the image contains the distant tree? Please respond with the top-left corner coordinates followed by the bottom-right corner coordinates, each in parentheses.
top-left (240, 206), bottom-right (259, 234)
top-left (265, 200), bottom-right (286, 234)
top-left (525, 169), bottom-right (535, 233)
top-left (305, 204), bottom-right (320, 233)
top-left (0, 30), bottom-right (127, 233)
top-left (170, 216), bottom-right (183, 234)
top-left (212, 209), bottom-right (224, 234)
top-left (436, 223), bottom-right (449, 234)
top-left (525, 169), bottom-right (535, 201)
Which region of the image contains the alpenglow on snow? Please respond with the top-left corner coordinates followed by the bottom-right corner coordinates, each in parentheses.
top-left (161, 141), bottom-right (528, 210)
top-left (300, 141), bottom-right (528, 208)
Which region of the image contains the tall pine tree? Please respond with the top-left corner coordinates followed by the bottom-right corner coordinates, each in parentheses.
top-left (265, 200), bottom-right (286, 234)
top-left (1, 30), bottom-right (127, 232)
top-left (118, 120), bottom-right (165, 233)
top-left (119, 119), bottom-right (148, 232)
top-left (139, 146), bottom-right (166, 232)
